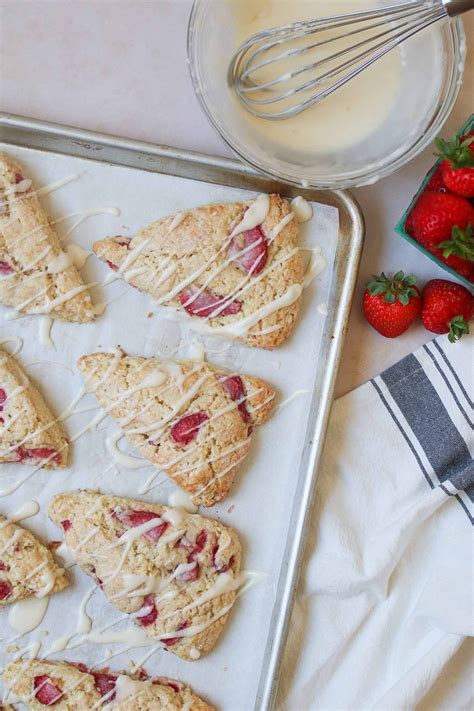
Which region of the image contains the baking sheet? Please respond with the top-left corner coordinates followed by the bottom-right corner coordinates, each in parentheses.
top-left (0, 144), bottom-right (340, 710)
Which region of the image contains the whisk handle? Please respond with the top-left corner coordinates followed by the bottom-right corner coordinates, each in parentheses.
top-left (442, 0), bottom-right (474, 16)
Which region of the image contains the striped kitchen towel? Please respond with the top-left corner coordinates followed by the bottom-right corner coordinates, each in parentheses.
top-left (278, 334), bottom-right (473, 710)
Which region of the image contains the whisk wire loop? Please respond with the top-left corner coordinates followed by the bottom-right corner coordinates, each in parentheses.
top-left (228, 0), bottom-right (461, 120)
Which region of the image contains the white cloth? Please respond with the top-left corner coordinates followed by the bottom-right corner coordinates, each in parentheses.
top-left (278, 334), bottom-right (474, 711)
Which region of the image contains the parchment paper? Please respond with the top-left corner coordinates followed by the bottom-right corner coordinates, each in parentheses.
top-left (0, 145), bottom-right (339, 710)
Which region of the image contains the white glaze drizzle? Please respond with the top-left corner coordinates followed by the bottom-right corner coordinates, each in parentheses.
top-left (167, 490), bottom-right (198, 513)
top-left (230, 194), bottom-right (270, 237)
top-left (105, 431), bottom-right (147, 470)
top-left (38, 315), bottom-right (54, 348)
top-left (301, 246), bottom-right (327, 287)
top-left (7, 596), bottom-right (49, 635)
top-left (291, 196), bottom-right (313, 223)
top-left (65, 243), bottom-right (90, 269)
top-left (0, 336), bottom-right (23, 356)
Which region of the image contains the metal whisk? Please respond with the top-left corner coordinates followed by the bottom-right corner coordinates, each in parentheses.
top-left (229, 0), bottom-right (473, 120)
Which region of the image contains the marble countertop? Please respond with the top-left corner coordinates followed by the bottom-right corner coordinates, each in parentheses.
top-left (1, 0), bottom-right (472, 396)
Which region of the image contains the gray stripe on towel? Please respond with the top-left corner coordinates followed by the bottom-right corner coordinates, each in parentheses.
top-left (380, 354), bottom-right (474, 503)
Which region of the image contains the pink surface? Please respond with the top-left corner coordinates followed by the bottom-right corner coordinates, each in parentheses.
top-left (1, 0), bottom-right (473, 395)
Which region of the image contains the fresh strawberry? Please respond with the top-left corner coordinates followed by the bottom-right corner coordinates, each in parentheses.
top-left (227, 225), bottom-right (268, 275)
top-left (435, 223), bottom-right (474, 281)
top-left (33, 675), bottom-right (64, 706)
top-left (421, 279), bottom-right (474, 342)
top-left (363, 271), bottom-right (421, 338)
top-left (179, 286), bottom-right (242, 318)
top-left (136, 594), bottom-right (158, 626)
top-left (410, 192), bottom-right (474, 250)
top-left (435, 132), bottom-right (474, 198)
top-left (170, 412), bottom-right (208, 445)
top-left (425, 164), bottom-right (447, 193)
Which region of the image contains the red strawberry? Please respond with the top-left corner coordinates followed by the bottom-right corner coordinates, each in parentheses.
top-left (421, 279), bottom-right (474, 342)
top-left (410, 192), bottom-right (474, 250)
top-left (220, 375), bottom-right (252, 429)
top-left (0, 261), bottom-right (13, 275)
top-left (33, 675), bottom-right (63, 706)
top-left (0, 580), bottom-right (12, 600)
top-left (363, 271), bottom-right (421, 338)
top-left (115, 236), bottom-right (131, 248)
top-left (91, 671), bottom-right (117, 700)
top-left (227, 225), bottom-right (268, 275)
top-left (435, 223), bottom-right (474, 281)
top-left (179, 286), bottom-right (242, 318)
top-left (404, 209), bottom-right (415, 237)
top-left (15, 447), bottom-right (61, 465)
top-left (435, 132), bottom-right (474, 198)
top-left (212, 544), bottom-right (234, 574)
top-left (425, 164), bottom-right (447, 193)
top-left (176, 562), bottom-right (200, 583)
top-left (170, 412), bottom-right (208, 445)
top-left (113, 509), bottom-right (168, 542)
top-left (162, 619), bottom-right (189, 646)
top-left (179, 529), bottom-right (208, 562)
top-left (0, 388), bottom-right (6, 412)
top-left (90, 565), bottom-right (103, 587)
top-left (136, 594), bottom-right (158, 626)
top-left (154, 678), bottom-right (182, 693)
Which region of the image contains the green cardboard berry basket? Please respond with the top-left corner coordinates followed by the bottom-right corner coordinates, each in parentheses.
top-left (395, 113), bottom-right (474, 289)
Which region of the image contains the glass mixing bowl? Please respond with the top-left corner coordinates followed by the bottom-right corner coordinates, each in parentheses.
top-left (187, 0), bottom-right (466, 189)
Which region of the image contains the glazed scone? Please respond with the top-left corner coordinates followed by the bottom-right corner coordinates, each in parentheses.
top-left (93, 193), bottom-right (304, 349)
top-left (0, 154), bottom-right (95, 322)
top-left (0, 348), bottom-right (68, 468)
top-left (3, 659), bottom-right (213, 710)
top-left (77, 351), bottom-right (274, 506)
top-left (49, 490), bottom-right (242, 661)
top-left (0, 517), bottom-right (68, 604)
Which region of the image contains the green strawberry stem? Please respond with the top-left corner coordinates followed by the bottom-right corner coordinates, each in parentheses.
top-left (436, 223), bottom-right (474, 262)
top-left (366, 271), bottom-right (418, 306)
top-left (448, 315), bottom-right (470, 343)
top-left (435, 135), bottom-right (474, 169)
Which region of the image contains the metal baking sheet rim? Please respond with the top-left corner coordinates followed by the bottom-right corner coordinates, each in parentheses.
top-left (0, 112), bottom-right (365, 711)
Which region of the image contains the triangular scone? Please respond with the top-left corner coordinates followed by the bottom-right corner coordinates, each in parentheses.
top-left (0, 154), bottom-right (95, 322)
top-left (0, 348), bottom-right (68, 468)
top-left (77, 351), bottom-right (274, 506)
top-left (3, 660), bottom-right (214, 710)
top-left (0, 516), bottom-right (68, 604)
top-left (49, 490), bottom-right (242, 661)
top-left (93, 193), bottom-right (304, 349)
